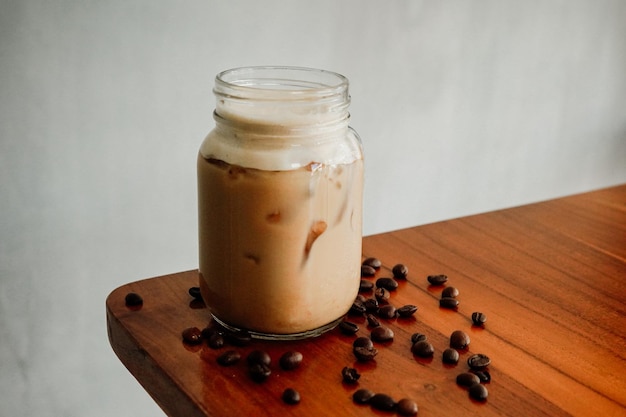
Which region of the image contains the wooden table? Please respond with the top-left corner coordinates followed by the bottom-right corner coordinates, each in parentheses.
top-left (106, 185), bottom-right (626, 417)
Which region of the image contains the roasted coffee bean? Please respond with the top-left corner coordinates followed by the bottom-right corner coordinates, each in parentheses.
top-left (450, 330), bottom-right (470, 350)
top-left (364, 298), bottom-right (380, 312)
top-left (362, 257), bottom-right (382, 269)
top-left (366, 313), bottom-right (381, 327)
top-left (468, 353), bottom-right (491, 370)
top-left (207, 332), bottom-right (225, 349)
top-left (353, 346), bottom-right (378, 362)
top-left (411, 340), bottom-right (435, 357)
top-left (396, 398), bottom-right (419, 416)
top-left (353, 336), bottom-right (374, 349)
top-left (124, 292), bottom-right (143, 307)
top-left (469, 383), bottom-right (489, 401)
top-left (410, 333), bottom-right (427, 344)
top-left (339, 320), bottom-right (360, 335)
top-left (442, 286), bottom-right (459, 298)
top-left (248, 362), bottom-right (271, 383)
top-left (376, 277), bottom-right (399, 291)
top-left (377, 305), bottom-right (397, 319)
top-left (442, 348), bottom-right (460, 364)
top-left (371, 326), bottom-right (394, 342)
top-left (456, 372), bottom-right (481, 387)
top-left (188, 286), bottom-right (203, 300)
top-left (392, 263), bottom-right (409, 279)
top-left (472, 370), bottom-right (491, 383)
top-left (349, 299), bottom-right (367, 315)
top-left (356, 294), bottom-right (367, 302)
top-left (217, 350), bottom-right (241, 366)
top-left (361, 264), bottom-right (376, 277)
top-left (181, 327), bottom-right (203, 344)
top-left (226, 330), bottom-right (252, 346)
top-left (374, 287), bottom-right (390, 304)
top-left (439, 297), bottom-right (459, 309)
top-left (472, 311), bottom-right (487, 326)
top-left (370, 393), bottom-right (396, 412)
top-left (341, 366), bottom-right (361, 384)
top-left (282, 388), bottom-right (300, 405)
top-left (427, 274), bottom-right (448, 285)
top-left (279, 351), bottom-right (303, 370)
top-left (359, 279), bottom-right (374, 292)
top-left (247, 350), bottom-right (271, 366)
top-left (353, 388), bottom-right (375, 404)
top-left (201, 326), bottom-right (220, 339)
top-left (397, 304), bottom-right (418, 318)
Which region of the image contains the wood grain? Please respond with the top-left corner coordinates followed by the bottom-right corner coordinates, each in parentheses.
top-left (107, 185), bottom-right (626, 417)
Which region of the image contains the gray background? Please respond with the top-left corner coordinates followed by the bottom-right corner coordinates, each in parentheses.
top-left (1, 1), bottom-right (625, 416)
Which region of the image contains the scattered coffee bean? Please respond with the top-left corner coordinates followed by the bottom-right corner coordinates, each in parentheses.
top-left (362, 257), bottom-right (382, 269)
top-left (410, 333), bottom-right (427, 344)
top-left (392, 263), bottom-right (409, 279)
top-left (377, 305), bottom-right (397, 319)
top-left (450, 330), bottom-right (470, 350)
top-left (396, 398), bottom-right (418, 416)
top-left (359, 279), bottom-right (374, 292)
top-left (201, 326), bottom-right (220, 339)
top-left (353, 345), bottom-right (378, 362)
top-left (226, 330), bottom-right (252, 346)
top-left (248, 362), bottom-right (271, 383)
top-left (411, 340), bottom-right (435, 357)
top-left (370, 393), bottom-right (396, 411)
top-left (376, 277), bottom-right (399, 291)
top-left (124, 292), bottom-right (143, 307)
top-left (467, 353), bottom-right (491, 370)
top-left (207, 332), bottom-right (225, 349)
top-left (356, 294), bottom-right (367, 302)
top-left (217, 350), bottom-right (241, 366)
top-left (246, 350), bottom-right (271, 367)
top-left (472, 311), bottom-right (487, 326)
top-left (188, 286), bottom-right (203, 300)
top-left (361, 264), bottom-right (376, 277)
top-left (353, 336), bottom-right (374, 350)
top-left (282, 388), bottom-right (300, 405)
top-left (339, 320), bottom-right (360, 335)
top-left (366, 313), bottom-right (381, 327)
top-left (349, 299), bottom-right (367, 315)
top-left (456, 372), bottom-right (481, 387)
top-left (181, 327), bottom-right (203, 345)
top-left (397, 304), bottom-right (418, 318)
top-left (374, 287), bottom-right (391, 304)
top-left (469, 383), bottom-right (489, 401)
top-left (371, 326), bottom-right (394, 342)
top-left (472, 370), bottom-right (491, 383)
top-left (442, 286), bottom-right (459, 298)
top-left (279, 351), bottom-right (303, 370)
top-left (353, 388), bottom-right (375, 404)
top-left (341, 366), bottom-right (361, 384)
top-left (442, 348), bottom-right (460, 364)
top-left (364, 298), bottom-right (380, 312)
top-left (427, 274), bottom-right (448, 285)
top-left (439, 297), bottom-right (459, 309)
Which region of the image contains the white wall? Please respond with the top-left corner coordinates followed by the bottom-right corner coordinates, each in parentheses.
top-left (1, 1), bottom-right (625, 416)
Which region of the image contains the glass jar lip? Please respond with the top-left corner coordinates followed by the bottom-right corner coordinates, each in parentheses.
top-left (214, 66), bottom-right (349, 103)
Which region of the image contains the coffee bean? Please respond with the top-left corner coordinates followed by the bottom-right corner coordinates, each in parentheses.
top-left (374, 287), bottom-right (390, 304)
top-left (456, 372), bottom-right (481, 387)
top-left (217, 350), bottom-right (241, 366)
top-left (467, 353), bottom-right (491, 370)
top-left (339, 320), bottom-right (360, 335)
top-left (411, 340), bottom-right (435, 357)
top-left (353, 346), bottom-right (378, 362)
top-left (362, 257), bottom-right (382, 269)
top-left (450, 330), bottom-right (470, 350)
top-left (397, 304), bottom-right (418, 318)
top-left (279, 351), bottom-right (303, 370)
top-left (207, 332), bottom-right (225, 349)
top-left (361, 265), bottom-right (376, 277)
top-left (359, 279), bottom-right (374, 292)
top-left (472, 311), bottom-right (487, 326)
top-left (396, 398), bottom-right (418, 416)
top-left (282, 388), bottom-right (300, 405)
top-left (439, 297), bottom-right (459, 309)
top-left (181, 327), bottom-right (203, 345)
top-left (226, 330), bottom-right (252, 346)
top-left (469, 383), bottom-right (489, 401)
top-left (366, 313), bottom-right (381, 327)
top-left (247, 350), bottom-right (271, 367)
top-left (427, 274), bottom-right (448, 285)
top-left (442, 348), bottom-right (460, 364)
top-left (377, 305), bottom-right (397, 319)
top-left (248, 362), bottom-right (271, 383)
top-left (370, 393), bottom-right (396, 411)
top-left (341, 366), bottom-right (361, 384)
top-left (353, 388), bottom-right (375, 404)
top-left (392, 263), bottom-right (409, 279)
top-left (349, 299), bottom-right (367, 315)
top-left (376, 277), bottom-right (399, 291)
top-left (442, 286), bottom-right (459, 298)
top-left (410, 333), bottom-right (427, 344)
top-left (353, 336), bottom-right (374, 350)
top-left (124, 292), bottom-right (143, 307)
top-left (364, 298), bottom-right (380, 312)
top-left (371, 326), bottom-right (394, 342)
top-left (188, 286), bottom-right (203, 300)
top-left (472, 370), bottom-right (491, 383)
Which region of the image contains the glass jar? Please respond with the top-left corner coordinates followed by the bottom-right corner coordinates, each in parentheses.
top-left (197, 66), bottom-right (364, 339)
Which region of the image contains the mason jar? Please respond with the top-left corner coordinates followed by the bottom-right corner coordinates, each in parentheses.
top-left (197, 66), bottom-right (364, 339)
